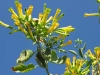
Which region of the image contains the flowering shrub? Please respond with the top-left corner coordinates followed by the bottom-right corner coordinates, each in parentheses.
top-left (0, 0), bottom-right (100, 75)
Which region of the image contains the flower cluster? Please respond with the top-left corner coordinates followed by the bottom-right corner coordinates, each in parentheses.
top-left (87, 47), bottom-right (100, 65)
top-left (0, 0), bottom-right (75, 45)
top-left (64, 56), bottom-right (90, 75)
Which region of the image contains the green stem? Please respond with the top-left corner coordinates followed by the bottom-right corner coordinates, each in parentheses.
top-left (45, 67), bottom-right (50, 75)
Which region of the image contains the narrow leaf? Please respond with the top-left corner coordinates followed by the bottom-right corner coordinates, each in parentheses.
top-left (79, 48), bottom-right (83, 58)
top-left (68, 50), bottom-right (77, 56)
top-left (83, 43), bottom-right (86, 50)
top-left (58, 49), bottom-right (66, 53)
top-left (11, 64), bottom-right (36, 73)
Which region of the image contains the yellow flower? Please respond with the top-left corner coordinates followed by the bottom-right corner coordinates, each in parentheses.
top-left (65, 58), bottom-right (71, 68)
top-left (9, 8), bottom-right (18, 19)
top-left (76, 59), bottom-right (84, 72)
top-left (52, 8), bottom-right (61, 23)
top-left (25, 22), bottom-right (34, 39)
top-left (27, 5), bottom-right (34, 16)
top-left (57, 34), bottom-right (63, 41)
top-left (60, 40), bottom-right (72, 47)
top-left (15, 2), bottom-right (23, 15)
top-left (47, 22), bottom-right (59, 33)
top-left (0, 21), bottom-right (10, 27)
top-left (65, 67), bottom-right (69, 72)
top-left (42, 8), bottom-right (51, 25)
top-left (72, 56), bottom-right (76, 67)
top-left (94, 47), bottom-right (100, 58)
top-left (87, 49), bottom-right (96, 60)
top-left (84, 13), bottom-right (99, 17)
top-left (38, 13), bottom-right (43, 24)
top-left (71, 69), bottom-right (77, 75)
top-left (46, 16), bottom-right (53, 23)
top-left (14, 20), bottom-right (27, 34)
top-left (62, 25), bottom-right (75, 33)
top-left (11, 14), bottom-right (18, 20)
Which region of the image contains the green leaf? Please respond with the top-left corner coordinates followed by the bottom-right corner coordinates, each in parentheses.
top-left (64, 72), bottom-right (71, 75)
top-left (51, 55), bottom-right (67, 64)
top-left (75, 38), bottom-right (82, 44)
top-left (96, 0), bottom-right (100, 3)
top-left (86, 59), bottom-right (92, 67)
top-left (35, 51), bottom-right (47, 68)
top-left (74, 45), bottom-right (78, 48)
top-left (68, 50), bottom-right (77, 56)
top-left (79, 48), bottom-right (83, 58)
top-left (58, 49), bottom-right (66, 53)
top-left (11, 64), bottom-right (36, 73)
top-left (9, 29), bottom-right (20, 34)
top-left (42, 48), bottom-right (51, 61)
top-left (51, 50), bottom-right (58, 61)
top-left (16, 50), bottom-right (35, 64)
top-left (81, 65), bottom-right (90, 74)
top-left (82, 43), bottom-right (86, 50)
top-left (84, 53), bottom-right (87, 59)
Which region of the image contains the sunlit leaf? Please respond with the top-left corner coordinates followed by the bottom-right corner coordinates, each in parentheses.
top-left (51, 55), bottom-right (67, 64)
top-left (16, 50), bottom-right (35, 64)
top-left (96, 0), bottom-right (100, 3)
top-left (11, 63), bottom-right (36, 73)
top-left (58, 49), bottom-right (66, 53)
top-left (68, 50), bottom-right (77, 56)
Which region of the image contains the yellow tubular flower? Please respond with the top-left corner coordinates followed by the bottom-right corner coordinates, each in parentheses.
top-left (72, 56), bottom-right (76, 67)
top-left (9, 8), bottom-right (18, 19)
top-left (87, 49), bottom-right (96, 60)
top-left (38, 13), bottom-right (43, 24)
top-left (25, 22), bottom-right (34, 39)
top-left (11, 14), bottom-right (18, 20)
top-left (57, 34), bottom-right (63, 41)
top-left (62, 25), bottom-right (75, 33)
top-left (71, 70), bottom-right (77, 75)
top-left (77, 59), bottom-right (84, 72)
top-left (0, 21), bottom-right (10, 27)
top-left (65, 58), bottom-right (71, 68)
top-left (84, 13), bottom-right (99, 17)
top-left (65, 67), bottom-right (69, 72)
top-left (46, 16), bottom-right (53, 23)
top-left (15, 2), bottom-right (23, 15)
top-left (53, 8), bottom-right (61, 23)
top-left (61, 40), bottom-right (72, 47)
top-left (27, 5), bottom-right (34, 16)
top-left (94, 47), bottom-right (100, 58)
top-left (14, 20), bottom-right (27, 34)
top-left (42, 8), bottom-right (51, 25)
top-left (75, 59), bottom-right (80, 69)
top-left (47, 23), bottom-right (59, 33)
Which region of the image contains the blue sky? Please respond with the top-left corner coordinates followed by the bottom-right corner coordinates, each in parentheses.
top-left (0, 0), bottom-right (100, 75)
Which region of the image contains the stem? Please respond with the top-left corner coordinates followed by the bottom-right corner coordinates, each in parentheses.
top-left (45, 67), bottom-right (50, 75)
